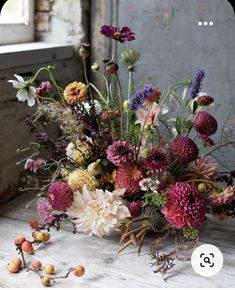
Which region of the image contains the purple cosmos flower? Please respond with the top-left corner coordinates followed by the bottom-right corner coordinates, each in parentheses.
top-left (190, 69), bottom-right (205, 99)
top-left (36, 81), bottom-right (51, 97)
top-left (24, 158), bottom-right (46, 173)
top-left (130, 84), bottom-right (160, 111)
top-left (100, 25), bottom-right (135, 43)
top-left (38, 198), bottom-right (54, 223)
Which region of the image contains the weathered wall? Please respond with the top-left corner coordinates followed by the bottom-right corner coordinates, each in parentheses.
top-left (35, 0), bottom-right (91, 46)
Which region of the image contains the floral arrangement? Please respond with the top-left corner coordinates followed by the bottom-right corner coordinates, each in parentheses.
top-left (8, 24), bottom-right (235, 281)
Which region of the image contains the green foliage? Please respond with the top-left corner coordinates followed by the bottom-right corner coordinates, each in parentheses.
top-left (183, 228), bottom-right (199, 241)
top-left (175, 117), bottom-right (193, 136)
top-left (143, 192), bottom-right (167, 208)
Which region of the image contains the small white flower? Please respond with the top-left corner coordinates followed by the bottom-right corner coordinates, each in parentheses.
top-left (67, 186), bottom-right (130, 238)
top-left (8, 74), bottom-right (37, 107)
top-left (139, 178), bottom-right (152, 191)
top-left (83, 100), bottom-right (102, 115)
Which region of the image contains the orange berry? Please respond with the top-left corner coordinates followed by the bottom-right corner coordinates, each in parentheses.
top-left (7, 263), bottom-right (19, 273)
top-left (30, 219), bottom-right (39, 229)
top-left (21, 241), bottom-right (34, 254)
top-left (15, 235), bottom-right (25, 246)
top-left (43, 232), bottom-right (50, 242)
top-left (32, 261), bottom-right (42, 271)
top-left (34, 231), bottom-right (45, 242)
top-left (44, 264), bottom-right (55, 274)
top-left (12, 257), bottom-right (22, 267)
top-left (41, 276), bottom-right (51, 287)
top-left (73, 265), bottom-right (85, 277)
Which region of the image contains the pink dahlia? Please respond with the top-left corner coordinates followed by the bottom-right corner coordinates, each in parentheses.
top-left (48, 181), bottom-right (74, 211)
top-left (128, 200), bottom-right (143, 218)
top-left (171, 136), bottom-right (198, 163)
top-left (208, 186), bottom-right (235, 206)
top-left (116, 163), bottom-right (144, 196)
top-left (193, 111), bottom-right (218, 136)
top-left (38, 198), bottom-right (54, 223)
top-left (144, 148), bottom-right (168, 172)
top-left (162, 182), bottom-right (206, 229)
top-left (106, 140), bottom-right (133, 166)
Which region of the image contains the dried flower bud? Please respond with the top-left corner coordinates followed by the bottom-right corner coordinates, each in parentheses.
top-left (101, 110), bottom-right (120, 120)
top-left (106, 62), bottom-right (119, 74)
top-left (79, 43), bottom-right (91, 58)
top-left (121, 47), bottom-right (140, 67)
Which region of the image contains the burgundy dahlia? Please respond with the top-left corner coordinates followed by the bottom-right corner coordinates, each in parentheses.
top-left (196, 95), bottom-right (214, 106)
top-left (100, 25), bottom-right (135, 43)
top-left (106, 140), bottom-right (133, 166)
top-left (128, 200), bottom-right (143, 218)
top-left (48, 181), bottom-right (74, 211)
top-left (193, 111), bottom-right (218, 136)
top-left (116, 163), bottom-right (144, 196)
top-left (162, 182), bottom-right (206, 229)
top-left (144, 148), bottom-right (168, 172)
top-left (171, 136), bottom-right (198, 163)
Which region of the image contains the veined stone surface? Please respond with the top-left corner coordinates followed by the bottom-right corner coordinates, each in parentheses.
top-left (0, 192), bottom-right (234, 287)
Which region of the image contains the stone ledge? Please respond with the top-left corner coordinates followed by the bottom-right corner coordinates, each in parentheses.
top-left (0, 42), bottom-right (75, 70)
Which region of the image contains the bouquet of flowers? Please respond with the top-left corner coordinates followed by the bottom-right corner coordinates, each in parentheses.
top-left (9, 25), bottom-right (235, 279)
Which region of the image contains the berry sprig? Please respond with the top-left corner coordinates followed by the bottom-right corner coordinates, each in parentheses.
top-left (7, 219), bottom-right (85, 287)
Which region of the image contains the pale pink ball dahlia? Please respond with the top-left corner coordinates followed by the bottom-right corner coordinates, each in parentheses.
top-left (106, 140), bottom-right (133, 166)
top-left (193, 111), bottom-right (218, 136)
top-left (48, 181), bottom-right (74, 211)
top-left (208, 186), bottom-right (235, 206)
top-left (116, 163), bottom-right (144, 196)
top-left (162, 182), bottom-right (206, 229)
top-left (171, 136), bottom-right (198, 163)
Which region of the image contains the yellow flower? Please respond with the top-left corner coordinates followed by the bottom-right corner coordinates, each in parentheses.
top-left (64, 82), bottom-right (88, 105)
top-left (68, 169), bottom-right (98, 192)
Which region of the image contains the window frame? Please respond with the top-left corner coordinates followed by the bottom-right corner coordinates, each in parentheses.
top-left (0, 0), bottom-right (34, 45)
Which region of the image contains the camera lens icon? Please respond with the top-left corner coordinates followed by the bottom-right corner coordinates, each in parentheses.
top-left (191, 244), bottom-right (223, 277)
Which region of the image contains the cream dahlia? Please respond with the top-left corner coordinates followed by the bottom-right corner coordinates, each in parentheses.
top-left (162, 182), bottom-right (206, 229)
top-left (188, 156), bottom-right (218, 181)
top-left (208, 186), bottom-right (235, 206)
top-left (66, 139), bottom-right (91, 165)
top-left (68, 169), bottom-right (98, 192)
top-left (67, 186), bottom-right (131, 238)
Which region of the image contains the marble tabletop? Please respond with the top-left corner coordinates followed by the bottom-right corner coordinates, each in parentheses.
top-left (0, 192), bottom-right (234, 288)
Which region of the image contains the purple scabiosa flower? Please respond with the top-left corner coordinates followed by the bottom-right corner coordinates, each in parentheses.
top-left (130, 85), bottom-right (161, 111)
top-left (100, 25), bottom-right (135, 43)
top-left (36, 81), bottom-right (51, 97)
top-left (106, 140), bottom-right (133, 166)
top-left (38, 198), bottom-right (54, 223)
top-left (190, 69), bottom-right (205, 99)
top-left (128, 200), bottom-right (143, 218)
top-left (24, 158), bottom-right (46, 173)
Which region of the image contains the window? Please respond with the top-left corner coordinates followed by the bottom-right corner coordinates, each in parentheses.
top-left (0, 0), bottom-right (34, 45)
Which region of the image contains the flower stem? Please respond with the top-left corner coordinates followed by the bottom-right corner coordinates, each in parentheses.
top-left (115, 72), bottom-right (124, 138)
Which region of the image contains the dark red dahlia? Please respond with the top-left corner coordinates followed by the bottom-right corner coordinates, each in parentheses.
top-left (193, 111), bottom-right (218, 136)
top-left (144, 148), bottom-right (168, 172)
top-left (162, 182), bottom-right (206, 229)
top-left (128, 200), bottom-right (143, 218)
top-left (116, 163), bottom-right (144, 196)
top-left (171, 136), bottom-right (198, 163)
top-left (100, 25), bottom-right (135, 43)
top-left (48, 181), bottom-right (74, 211)
top-left (196, 95), bottom-right (214, 106)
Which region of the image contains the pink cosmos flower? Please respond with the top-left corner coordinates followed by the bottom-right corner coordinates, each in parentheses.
top-left (136, 102), bottom-right (161, 126)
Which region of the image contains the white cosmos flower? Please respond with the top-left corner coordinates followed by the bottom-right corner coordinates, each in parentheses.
top-left (67, 186), bottom-right (131, 238)
top-left (8, 74), bottom-right (37, 107)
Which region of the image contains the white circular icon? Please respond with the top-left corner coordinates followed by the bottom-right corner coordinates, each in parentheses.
top-left (191, 244), bottom-right (223, 277)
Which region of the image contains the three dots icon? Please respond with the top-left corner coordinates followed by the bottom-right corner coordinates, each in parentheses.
top-left (198, 21), bottom-right (214, 26)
